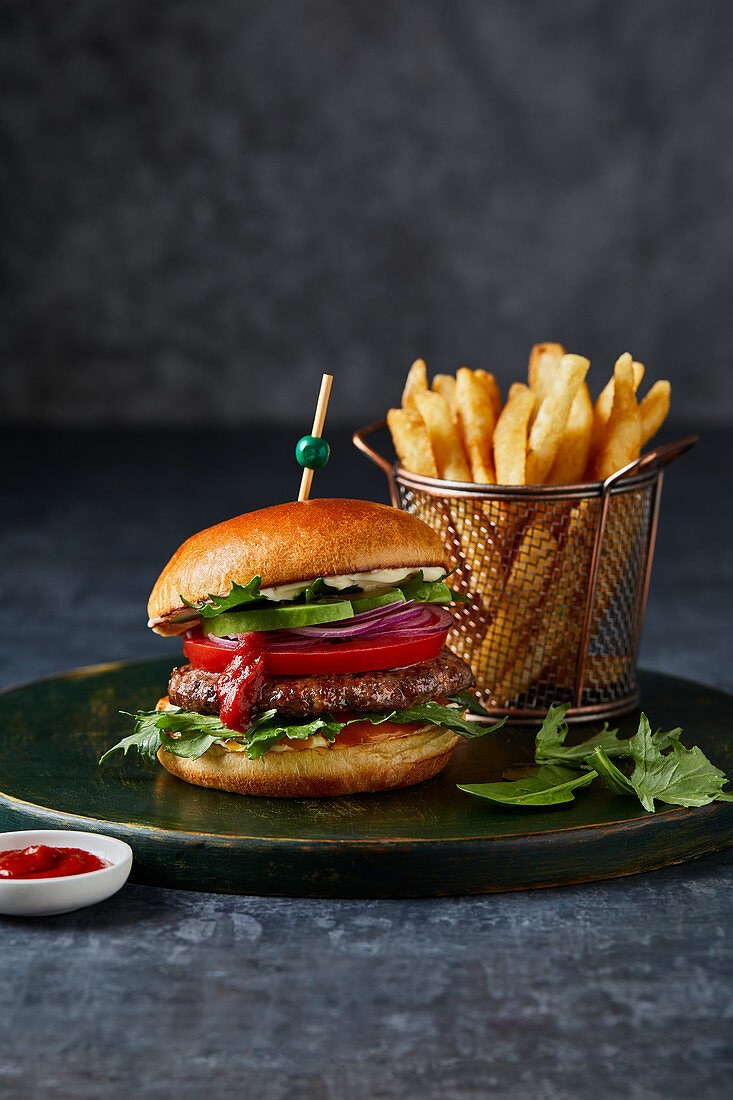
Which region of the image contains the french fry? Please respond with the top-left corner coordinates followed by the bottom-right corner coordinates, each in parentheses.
top-left (455, 368), bottom-right (497, 483)
top-left (474, 522), bottom-right (558, 693)
top-left (385, 343), bottom-right (674, 714)
top-left (505, 522), bottom-right (558, 601)
top-left (486, 502), bottom-right (592, 703)
top-left (491, 598), bottom-right (570, 703)
top-left (414, 391), bottom-right (472, 481)
top-left (386, 407), bottom-right (438, 477)
top-left (589, 358), bottom-right (645, 469)
top-left (446, 498), bottom-right (509, 632)
top-left (432, 373), bottom-right (458, 420)
top-left (640, 379), bottom-right (671, 446)
top-left (482, 549), bottom-right (567, 703)
top-left (547, 381), bottom-right (593, 484)
top-left (493, 384), bottom-right (536, 485)
top-left (593, 354), bottom-right (642, 480)
top-left (401, 359), bottom-right (428, 411)
top-left (585, 654), bottom-right (629, 688)
top-left (525, 354), bottom-right (589, 484)
top-left (527, 343), bottom-right (565, 405)
top-left (529, 497), bottom-right (598, 690)
top-left (474, 370), bottom-right (502, 422)
top-left (594, 359), bottom-right (645, 426)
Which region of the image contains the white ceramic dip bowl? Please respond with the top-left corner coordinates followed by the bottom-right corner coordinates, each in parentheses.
top-left (0, 830), bottom-right (133, 917)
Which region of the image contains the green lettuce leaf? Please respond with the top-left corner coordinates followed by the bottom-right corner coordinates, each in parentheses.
top-left (459, 765), bottom-right (596, 807)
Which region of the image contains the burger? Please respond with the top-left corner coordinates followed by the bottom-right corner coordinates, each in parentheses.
top-left (101, 498), bottom-right (501, 796)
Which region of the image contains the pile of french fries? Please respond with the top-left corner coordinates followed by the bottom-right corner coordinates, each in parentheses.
top-left (385, 345), bottom-right (672, 709)
top-left (387, 344), bottom-right (671, 485)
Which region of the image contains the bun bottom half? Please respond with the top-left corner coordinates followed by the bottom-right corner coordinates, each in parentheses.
top-left (157, 723), bottom-right (460, 797)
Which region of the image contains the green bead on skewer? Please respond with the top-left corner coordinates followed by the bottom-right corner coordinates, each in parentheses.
top-left (295, 434), bottom-right (330, 470)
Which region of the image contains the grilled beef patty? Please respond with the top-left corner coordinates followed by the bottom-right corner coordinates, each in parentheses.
top-left (168, 649), bottom-right (475, 717)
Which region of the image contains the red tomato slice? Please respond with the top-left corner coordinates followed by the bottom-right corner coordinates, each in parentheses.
top-left (330, 719), bottom-right (429, 748)
top-left (182, 624), bottom-right (450, 676)
top-left (182, 635), bottom-right (233, 673)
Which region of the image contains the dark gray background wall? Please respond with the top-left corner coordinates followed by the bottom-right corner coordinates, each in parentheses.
top-left (2, 0), bottom-right (731, 428)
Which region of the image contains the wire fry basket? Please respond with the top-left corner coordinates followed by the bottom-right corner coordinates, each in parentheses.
top-left (353, 423), bottom-right (697, 723)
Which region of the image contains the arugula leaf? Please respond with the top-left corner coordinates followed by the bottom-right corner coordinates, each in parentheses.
top-left (159, 729), bottom-right (223, 759)
top-left (446, 690), bottom-right (492, 718)
top-left (441, 565), bottom-right (470, 603)
top-left (650, 726), bottom-right (683, 750)
top-left (457, 704), bottom-right (733, 814)
top-left (183, 574), bottom-right (356, 618)
top-left (533, 703), bottom-right (572, 761)
top-left (375, 702), bottom-right (507, 739)
top-left (243, 714), bottom-right (345, 758)
top-left (459, 765), bottom-right (596, 807)
top-left (147, 707), bottom-right (286, 761)
top-left (301, 578), bottom-right (359, 602)
top-left (534, 703), bottom-right (628, 766)
top-left (301, 577), bottom-right (330, 602)
top-left (101, 707), bottom-right (297, 765)
top-left (154, 709), bottom-right (242, 736)
top-left (181, 576), bottom-right (265, 619)
top-left (99, 711), bottom-right (164, 765)
top-left (178, 569), bottom-right (467, 623)
top-left (533, 705), bottom-right (678, 768)
top-left (101, 695), bottom-right (507, 768)
top-left (585, 747), bottom-right (635, 797)
top-left (627, 714), bottom-right (730, 811)
top-left (142, 707), bottom-right (347, 762)
top-left (396, 570), bottom-right (468, 605)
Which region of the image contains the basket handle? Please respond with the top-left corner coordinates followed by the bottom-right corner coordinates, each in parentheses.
top-left (352, 420), bottom-right (393, 476)
top-left (601, 435), bottom-right (698, 493)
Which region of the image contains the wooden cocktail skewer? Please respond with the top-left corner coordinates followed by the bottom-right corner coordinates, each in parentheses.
top-left (297, 374), bottom-right (333, 502)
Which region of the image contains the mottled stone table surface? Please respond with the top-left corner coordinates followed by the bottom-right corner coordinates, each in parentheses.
top-left (1, 426), bottom-right (731, 1099)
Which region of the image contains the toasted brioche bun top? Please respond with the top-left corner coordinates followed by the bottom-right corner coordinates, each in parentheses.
top-left (148, 498), bottom-right (447, 624)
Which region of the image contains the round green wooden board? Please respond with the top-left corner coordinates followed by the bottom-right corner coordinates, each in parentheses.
top-left (1, 660), bottom-right (732, 897)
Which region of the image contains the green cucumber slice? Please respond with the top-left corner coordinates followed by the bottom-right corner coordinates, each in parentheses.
top-left (203, 600), bottom-right (355, 636)
top-left (349, 589), bottom-right (406, 612)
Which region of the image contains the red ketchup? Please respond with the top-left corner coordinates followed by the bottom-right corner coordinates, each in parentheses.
top-left (216, 633), bottom-right (268, 733)
top-left (0, 845), bottom-right (109, 879)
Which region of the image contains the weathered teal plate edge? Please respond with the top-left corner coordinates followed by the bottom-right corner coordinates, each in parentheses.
top-left (1, 660), bottom-right (732, 897)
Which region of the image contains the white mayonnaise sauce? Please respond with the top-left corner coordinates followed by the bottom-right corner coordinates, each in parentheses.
top-left (258, 566), bottom-right (445, 601)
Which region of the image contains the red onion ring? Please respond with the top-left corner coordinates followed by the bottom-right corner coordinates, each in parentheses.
top-left (195, 601), bottom-right (454, 649)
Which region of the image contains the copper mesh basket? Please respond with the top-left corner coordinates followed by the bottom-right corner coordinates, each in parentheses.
top-left (354, 423), bottom-right (696, 723)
